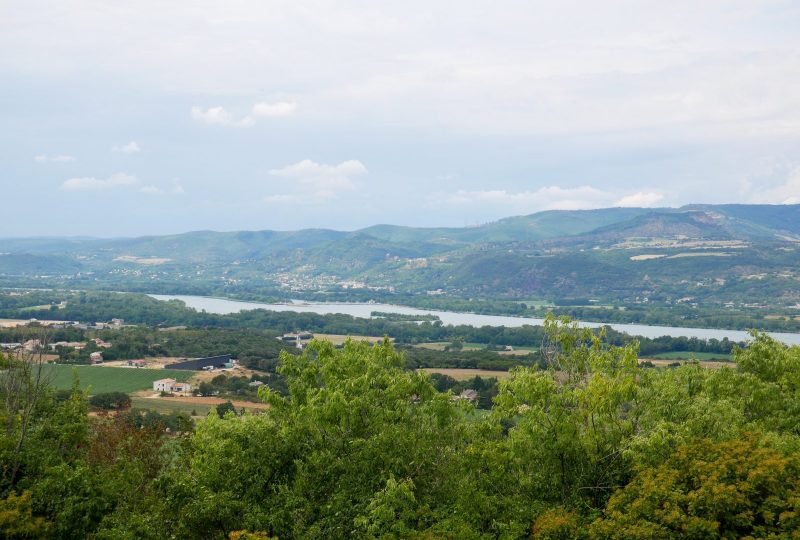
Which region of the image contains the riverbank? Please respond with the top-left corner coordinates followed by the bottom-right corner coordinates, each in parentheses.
top-left (150, 294), bottom-right (800, 345)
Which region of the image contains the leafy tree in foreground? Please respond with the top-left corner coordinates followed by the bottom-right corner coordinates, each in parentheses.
top-left (157, 338), bottom-right (470, 538)
top-left (589, 434), bottom-right (800, 539)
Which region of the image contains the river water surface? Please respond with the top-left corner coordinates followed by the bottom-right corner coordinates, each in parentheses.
top-left (149, 294), bottom-right (800, 345)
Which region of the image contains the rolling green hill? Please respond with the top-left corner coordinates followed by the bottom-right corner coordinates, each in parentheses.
top-left (1, 204), bottom-right (799, 307)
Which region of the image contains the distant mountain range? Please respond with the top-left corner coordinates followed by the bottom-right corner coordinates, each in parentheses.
top-left (2, 204), bottom-right (800, 306)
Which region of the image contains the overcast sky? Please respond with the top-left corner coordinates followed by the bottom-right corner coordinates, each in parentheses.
top-left (2, 0), bottom-right (799, 236)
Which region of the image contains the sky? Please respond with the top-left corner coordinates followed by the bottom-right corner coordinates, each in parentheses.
top-left (2, 0), bottom-right (800, 237)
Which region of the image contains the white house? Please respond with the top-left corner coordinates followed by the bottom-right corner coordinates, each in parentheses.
top-left (153, 378), bottom-right (192, 394)
top-left (153, 378), bottom-right (176, 392)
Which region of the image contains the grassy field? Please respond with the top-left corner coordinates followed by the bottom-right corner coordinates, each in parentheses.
top-left (313, 333), bottom-right (391, 345)
top-left (46, 365), bottom-right (192, 394)
top-left (131, 397), bottom-right (213, 416)
top-left (416, 342), bottom-right (485, 351)
top-left (419, 368), bottom-right (512, 380)
top-left (131, 396), bottom-right (267, 416)
top-left (646, 351), bottom-right (732, 361)
top-left (639, 358), bottom-right (733, 369)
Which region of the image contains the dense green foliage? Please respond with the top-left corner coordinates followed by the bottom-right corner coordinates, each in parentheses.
top-left (3, 317), bottom-right (800, 538)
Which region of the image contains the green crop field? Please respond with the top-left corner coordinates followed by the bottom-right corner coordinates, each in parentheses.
top-left (46, 365), bottom-right (192, 394)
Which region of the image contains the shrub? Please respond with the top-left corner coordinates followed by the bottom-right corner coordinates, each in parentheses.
top-left (88, 392), bottom-right (131, 410)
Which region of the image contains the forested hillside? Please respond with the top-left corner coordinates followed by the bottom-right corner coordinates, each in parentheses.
top-left (2, 205), bottom-right (799, 312)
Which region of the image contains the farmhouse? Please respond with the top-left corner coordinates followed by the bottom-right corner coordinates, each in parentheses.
top-left (153, 379), bottom-right (192, 393)
top-left (23, 339), bottom-right (41, 352)
top-left (93, 338), bottom-right (112, 348)
top-left (153, 378), bottom-right (175, 392)
top-left (90, 351), bottom-right (104, 364)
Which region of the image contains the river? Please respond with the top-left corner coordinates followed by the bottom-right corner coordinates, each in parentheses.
top-left (149, 294), bottom-right (800, 345)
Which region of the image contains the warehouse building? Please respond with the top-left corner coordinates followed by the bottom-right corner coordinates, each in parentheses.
top-left (164, 355), bottom-right (234, 371)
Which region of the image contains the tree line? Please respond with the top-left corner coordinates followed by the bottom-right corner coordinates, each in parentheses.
top-left (1, 290), bottom-right (743, 357)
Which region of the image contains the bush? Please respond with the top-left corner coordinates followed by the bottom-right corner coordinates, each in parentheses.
top-left (215, 401), bottom-right (236, 418)
top-left (88, 392), bottom-right (131, 410)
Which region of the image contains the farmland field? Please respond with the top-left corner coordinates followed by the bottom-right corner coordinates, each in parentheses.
top-left (638, 358), bottom-right (733, 369)
top-left (46, 365), bottom-right (192, 394)
top-left (313, 333), bottom-right (391, 345)
top-left (646, 351), bottom-right (732, 361)
top-left (419, 368), bottom-right (512, 380)
top-left (131, 397), bottom-right (213, 416)
top-left (416, 342), bottom-right (485, 351)
top-left (133, 395), bottom-right (268, 414)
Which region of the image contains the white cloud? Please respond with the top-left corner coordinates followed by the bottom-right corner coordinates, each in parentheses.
top-left (615, 191), bottom-right (664, 207)
top-left (61, 172), bottom-right (137, 191)
top-left (446, 186), bottom-right (670, 214)
top-left (6, 3), bottom-right (800, 141)
top-left (191, 106), bottom-right (254, 127)
top-left (264, 194), bottom-right (300, 204)
top-left (237, 116), bottom-right (255, 127)
top-left (252, 101), bottom-right (296, 117)
top-left (269, 159), bottom-right (367, 199)
top-left (35, 154), bottom-right (74, 163)
top-left (448, 186), bottom-right (612, 211)
top-left (140, 180), bottom-right (184, 195)
top-left (191, 105), bottom-right (231, 125)
top-left (746, 167), bottom-right (800, 205)
top-left (114, 141), bottom-right (141, 154)
top-left (192, 102), bottom-right (294, 128)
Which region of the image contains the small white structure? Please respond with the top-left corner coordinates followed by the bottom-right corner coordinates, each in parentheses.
top-left (90, 351), bottom-right (104, 364)
top-left (170, 382), bottom-right (191, 393)
top-left (459, 389), bottom-right (478, 402)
